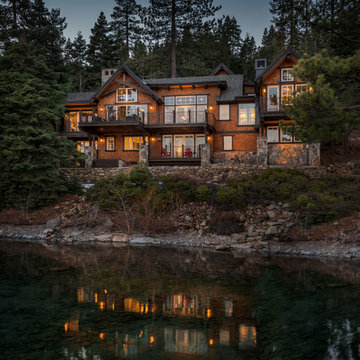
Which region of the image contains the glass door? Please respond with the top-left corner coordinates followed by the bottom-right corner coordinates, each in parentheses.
top-left (267, 86), bottom-right (279, 111)
top-left (162, 135), bottom-right (173, 157)
top-left (174, 135), bottom-right (194, 158)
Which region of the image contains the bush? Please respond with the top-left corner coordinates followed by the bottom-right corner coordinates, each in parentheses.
top-left (216, 185), bottom-right (245, 209)
top-left (195, 185), bottom-right (212, 202)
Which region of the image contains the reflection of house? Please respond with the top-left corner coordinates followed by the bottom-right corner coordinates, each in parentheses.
top-left (62, 50), bottom-right (320, 167)
top-left (69, 287), bottom-right (257, 357)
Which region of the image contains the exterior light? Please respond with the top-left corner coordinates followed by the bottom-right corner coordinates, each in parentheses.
top-left (99, 301), bottom-right (105, 311)
top-left (99, 332), bottom-right (105, 340)
top-left (94, 293), bottom-right (98, 303)
top-left (150, 105), bottom-right (154, 111)
top-left (209, 106), bottom-right (213, 111)
top-left (209, 339), bottom-right (214, 346)
top-left (309, 86), bottom-right (314, 93)
top-left (206, 309), bottom-right (212, 318)
top-left (262, 87), bottom-right (267, 94)
top-left (104, 289), bottom-right (107, 294)
top-left (64, 322), bottom-right (69, 332)
top-left (99, 107), bottom-right (104, 112)
top-left (149, 336), bottom-right (155, 344)
top-left (207, 136), bottom-right (212, 142)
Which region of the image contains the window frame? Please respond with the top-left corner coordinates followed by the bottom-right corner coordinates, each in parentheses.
top-left (267, 127), bottom-right (279, 143)
top-left (116, 87), bottom-right (138, 103)
top-left (164, 95), bottom-right (208, 124)
top-left (123, 136), bottom-right (148, 151)
top-left (281, 68), bottom-right (294, 82)
top-left (295, 84), bottom-right (307, 96)
top-left (105, 136), bottom-right (116, 152)
top-left (218, 104), bottom-right (230, 121)
top-left (280, 128), bottom-right (292, 142)
top-left (222, 135), bottom-right (233, 151)
top-left (238, 103), bottom-right (255, 126)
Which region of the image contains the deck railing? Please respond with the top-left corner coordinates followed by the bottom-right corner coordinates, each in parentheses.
top-left (159, 145), bottom-right (202, 159)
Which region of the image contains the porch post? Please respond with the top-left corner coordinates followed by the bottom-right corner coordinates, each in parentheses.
top-left (139, 144), bottom-right (149, 166)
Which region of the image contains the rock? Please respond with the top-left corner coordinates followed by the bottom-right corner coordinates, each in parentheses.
top-left (247, 231), bottom-right (258, 237)
top-left (254, 242), bottom-right (265, 250)
top-left (113, 234), bottom-right (128, 243)
top-left (267, 210), bottom-right (276, 219)
top-left (265, 226), bottom-right (278, 235)
top-left (43, 228), bottom-right (54, 236)
top-left (130, 237), bottom-right (160, 245)
top-left (200, 220), bottom-right (207, 227)
top-left (45, 218), bottom-right (61, 229)
top-left (267, 204), bottom-right (275, 210)
top-left (215, 245), bottom-right (232, 251)
top-left (231, 233), bottom-right (246, 242)
top-left (286, 222), bottom-right (295, 228)
top-left (95, 234), bottom-right (113, 242)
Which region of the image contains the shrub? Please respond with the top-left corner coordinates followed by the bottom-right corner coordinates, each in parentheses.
top-left (195, 185), bottom-right (212, 202)
top-left (216, 185), bottom-right (245, 209)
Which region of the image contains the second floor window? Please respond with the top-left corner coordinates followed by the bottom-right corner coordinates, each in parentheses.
top-left (116, 87), bottom-right (137, 102)
top-left (219, 104), bottom-right (230, 120)
top-left (238, 103), bottom-right (255, 125)
top-left (164, 95), bottom-right (207, 124)
top-left (281, 68), bottom-right (294, 82)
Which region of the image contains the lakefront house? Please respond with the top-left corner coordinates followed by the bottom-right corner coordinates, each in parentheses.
top-left (61, 49), bottom-right (320, 167)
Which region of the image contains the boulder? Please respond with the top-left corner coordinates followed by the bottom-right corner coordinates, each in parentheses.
top-left (46, 218), bottom-right (61, 229)
top-left (267, 210), bottom-right (276, 219)
top-left (43, 228), bottom-right (54, 236)
top-left (265, 226), bottom-right (278, 235)
top-left (113, 234), bottom-right (128, 243)
top-left (130, 237), bottom-right (160, 245)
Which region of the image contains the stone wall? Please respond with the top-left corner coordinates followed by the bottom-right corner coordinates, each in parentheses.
top-left (212, 150), bottom-right (257, 164)
top-left (61, 161), bottom-right (360, 185)
top-left (268, 143), bottom-right (320, 166)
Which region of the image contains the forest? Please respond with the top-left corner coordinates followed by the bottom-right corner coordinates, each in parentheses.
top-left (0, 0), bottom-right (359, 210)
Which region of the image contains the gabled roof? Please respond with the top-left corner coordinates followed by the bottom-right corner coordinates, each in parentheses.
top-left (66, 92), bottom-right (96, 104)
top-left (210, 63), bottom-right (234, 76)
top-left (92, 64), bottom-right (163, 103)
top-left (256, 48), bottom-right (300, 82)
top-left (145, 74), bottom-right (244, 102)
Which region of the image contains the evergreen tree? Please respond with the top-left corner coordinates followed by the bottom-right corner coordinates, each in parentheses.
top-left (144, 0), bottom-right (221, 78)
top-left (110, 0), bottom-right (142, 60)
top-left (87, 11), bottom-right (116, 88)
top-left (0, 43), bottom-right (81, 211)
top-left (257, 26), bottom-right (278, 63)
top-left (64, 31), bottom-right (88, 92)
top-left (286, 50), bottom-right (360, 148)
top-left (238, 34), bottom-right (258, 80)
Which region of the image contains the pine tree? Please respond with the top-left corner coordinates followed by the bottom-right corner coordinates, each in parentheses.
top-left (87, 11), bottom-right (116, 88)
top-left (238, 34), bottom-right (258, 80)
top-left (111, 0), bottom-right (142, 60)
top-left (0, 43), bottom-right (81, 211)
top-left (64, 31), bottom-right (87, 92)
top-left (286, 50), bottom-right (360, 148)
top-left (257, 26), bottom-right (278, 63)
top-left (144, 0), bottom-right (221, 78)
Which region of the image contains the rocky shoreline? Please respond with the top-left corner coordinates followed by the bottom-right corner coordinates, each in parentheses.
top-left (1, 221), bottom-right (360, 260)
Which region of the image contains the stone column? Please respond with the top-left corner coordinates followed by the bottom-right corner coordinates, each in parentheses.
top-left (139, 144), bottom-right (149, 166)
top-left (308, 143), bottom-right (321, 166)
top-left (201, 143), bottom-right (211, 167)
top-left (84, 146), bottom-right (93, 169)
top-left (257, 136), bottom-right (268, 165)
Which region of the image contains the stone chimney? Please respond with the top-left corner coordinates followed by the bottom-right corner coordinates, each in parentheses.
top-left (101, 68), bottom-right (118, 85)
top-left (255, 59), bottom-right (267, 79)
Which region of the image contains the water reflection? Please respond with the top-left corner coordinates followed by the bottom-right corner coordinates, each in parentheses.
top-left (1, 242), bottom-right (360, 359)
top-left (63, 287), bottom-right (257, 358)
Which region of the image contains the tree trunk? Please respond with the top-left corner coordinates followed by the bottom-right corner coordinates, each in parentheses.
top-left (126, 6), bottom-right (129, 60)
top-left (171, 0), bottom-right (176, 78)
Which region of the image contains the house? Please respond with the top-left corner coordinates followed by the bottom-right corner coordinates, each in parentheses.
top-left (62, 49), bottom-right (320, 167)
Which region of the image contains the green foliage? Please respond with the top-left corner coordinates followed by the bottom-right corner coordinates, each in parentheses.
top-left (287, 50), bottom-right (360, 146)
top-left (0, 42), bottom-right (82, 211)
top-left (195, 185), bottom-right (212, 202)
top-left (216, 185), bottom-right (246, 209)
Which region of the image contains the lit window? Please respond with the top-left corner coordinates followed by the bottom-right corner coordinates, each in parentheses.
top-left (223, 136), bottom-right (233, 150)
top-left (267, 127), bottom-right (279, 143)
top-left (124, 136), bottom-right (148, 150)
top-left (219, 105), bottom-right (230, 120)
top-left (280, 128), bottom-right (292, 142)
top-left (116, 87), bottom-right (137, 102)
top-left (69, 112), bottom-right (79, 131)
top-left (281, 68), bottom-right (294, 81)
top-left (238, 103), bottom-right (255, 125)
top-left (281, 85), bottom-right (294, 104)
top-left (296, 84), bottom-right (307, 95)
top-left (106, 137), bottom-right (115, 151)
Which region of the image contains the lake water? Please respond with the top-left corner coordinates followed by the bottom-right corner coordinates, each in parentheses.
top-left (1, 241), bottom-right (360, 360)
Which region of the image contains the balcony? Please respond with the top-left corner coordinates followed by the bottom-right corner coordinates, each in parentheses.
top-left (149, 145), bottom-right (203, 166)
top-left (259, 97), bottom-right (291, 118)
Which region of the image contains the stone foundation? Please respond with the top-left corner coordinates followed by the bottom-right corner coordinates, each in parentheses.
top-left (212, 151), bottom-right (257, 164)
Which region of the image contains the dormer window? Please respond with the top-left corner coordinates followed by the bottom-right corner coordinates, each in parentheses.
top-left (116, 87), bottom-right (137, 102)
top-left (281, 68), bottom-right (294, 82)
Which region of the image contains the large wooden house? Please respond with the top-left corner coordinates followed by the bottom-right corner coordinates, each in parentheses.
top-left (62, 49), bottom-right (320, 167)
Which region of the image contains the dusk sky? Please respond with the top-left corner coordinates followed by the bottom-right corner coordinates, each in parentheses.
top-left (45, 0), bottom-right (272, 45)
